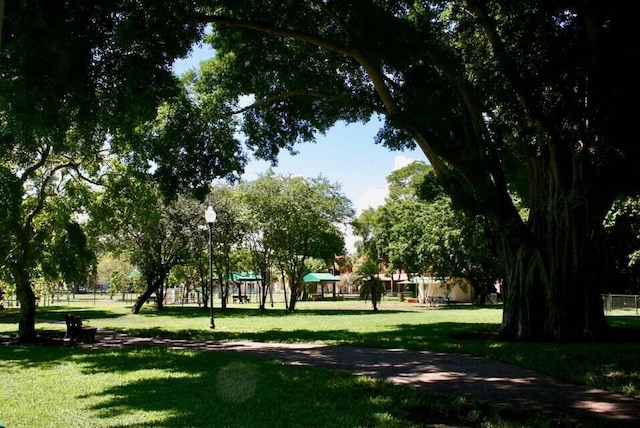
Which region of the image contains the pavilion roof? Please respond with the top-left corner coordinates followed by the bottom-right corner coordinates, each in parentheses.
top-left (302, 272), bottom-right (340, 282)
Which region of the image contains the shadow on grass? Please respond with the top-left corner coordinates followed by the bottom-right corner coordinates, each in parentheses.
top-left (0, 344), bottom-right (546, 428)
top-left (0, 304), bottom-right (409, 325)
top-left (112, 320), bottom-right (498, 347)
top-left (3, 302), bottom-right (640, 400)
top-left (0, 307), bottom-right (127, 324)
top-left (107, 317), bottom-right (640, 399)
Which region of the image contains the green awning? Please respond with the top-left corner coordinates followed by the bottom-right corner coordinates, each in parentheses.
top-left (303, 273), bottom-right (340, 282)
top-left (230, 272), bottom-right (262, 281)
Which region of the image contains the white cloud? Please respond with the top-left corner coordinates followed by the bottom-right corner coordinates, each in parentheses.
top-left (344, 154), bottom-right (421, 253)
top-left (393, 154), bottom-right (418, 171)
top-left (342, 224), bottom-right (359, 255)
top-left (342, 189), bottom-right (389, 254)
top-left (355, 187), bottom-right (387, 214)
top-left (354, 155), bottom-right (419, 215)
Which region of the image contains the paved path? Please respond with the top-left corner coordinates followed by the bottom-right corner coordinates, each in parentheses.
top-left (82, 329), bottom-right (640, 428)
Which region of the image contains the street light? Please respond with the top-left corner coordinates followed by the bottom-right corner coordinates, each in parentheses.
top-left (205, 205), bottom-right (217, 329)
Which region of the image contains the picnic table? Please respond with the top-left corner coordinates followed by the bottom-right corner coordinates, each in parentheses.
top-left (233, 295), bottom-right (250, 303)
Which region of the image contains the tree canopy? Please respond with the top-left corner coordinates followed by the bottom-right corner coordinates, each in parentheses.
top-left (242, 171), bottom-right (353, 311)
top-left (191, 1), bottom-right (637, 340)
top-left (3, 2), bottom-right (638, 341)
top-left (353, 161), bottom-right (499, 304)
top-left (0, 1), bottom-right (240, 340)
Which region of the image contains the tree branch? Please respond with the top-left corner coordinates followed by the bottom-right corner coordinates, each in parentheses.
top-left (20, 144), bottom-right (52, 184)
top-left (464, 0), bottom-right (549, 131)
top-left (198, 13), bottom-right (399, 115)
top-left (24, 160), bottom-right (78, 229)
top-left (199, 14), bottom-right (351, 55)
top-left (231, 89), bottom-right (385, 115)
top-left (70, 164), bottom-right (105, 187)
top-left (309, 0), bottom-right (351, 38)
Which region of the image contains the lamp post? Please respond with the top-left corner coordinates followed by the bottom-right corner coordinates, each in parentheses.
top-left (205, 206), bottom-right (217, 329)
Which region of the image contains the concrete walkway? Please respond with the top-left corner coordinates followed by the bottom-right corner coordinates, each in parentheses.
top-left (81, 329), bottom-right (640, 428)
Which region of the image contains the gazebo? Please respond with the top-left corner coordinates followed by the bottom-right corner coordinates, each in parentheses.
top-left (230, 272), bottom-right (262, 303)
top-left (302, 272), bottom-right (340, 300)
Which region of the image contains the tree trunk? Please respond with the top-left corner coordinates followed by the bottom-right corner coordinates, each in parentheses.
top-left (371, 277), bottom-right (381, 312)
top-left (132, 273), bottom-right (164, 314)
top-left (15, 265), bottom-right (37, 342)
top-left (259, 279), bottom-right (266, 310)
top-left (287, 272), bottom-right (299, 312)
top-left (288, 279), bottom-right (298, 311)
top-left (221, 281), bottom-right (229, 310)
top-left (497, 156), bottom-right (610, 341)
top-left (200, 268), bottom-right (208, 309)
top-left (258, 267), bottom-right (271, 310)
top-left (499, 252), bottom-right (608, 340)
top-left (281, 270), bottom-right (288, 311)
top-left (132, 287), bottom-right (153, 314)
top-left (157, 277), bottom-right (165, 310)
top-left (468, 275), bottom-right (493, 306)
top-left (212, 264), bottom-right (224, 311)
top-left (218, 256), bottom-right (231, 311)
top-left (13, 223), bottom-right (37, 342)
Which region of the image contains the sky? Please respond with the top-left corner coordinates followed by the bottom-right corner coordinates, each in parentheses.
top-left (173, 43), bottom-right (427, 252)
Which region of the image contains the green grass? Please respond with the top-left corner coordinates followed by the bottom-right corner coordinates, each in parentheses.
top-left (0, 344), bottom-right (546, 428)
top-left (1, 296), bottom-right (639, 427)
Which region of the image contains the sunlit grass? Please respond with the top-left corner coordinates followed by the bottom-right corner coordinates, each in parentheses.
top-left (2, 295), bottom-right (640, 401)
top-left (0, 345), bottom-right (542, 428)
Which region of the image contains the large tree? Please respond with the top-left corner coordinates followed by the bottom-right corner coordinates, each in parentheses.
top-left (4, 2), bottom-right (635, 341)
top-left (192, 2), bottom-right (636, 340)
top-left (243, 171), bottom-right (353, 311)
top-left (91, 171), bottom-right (205, 314)
top-left (375, 162), bottom-right (434, 279)
top-left (240, 182), bottom-right (279, 311)
top-left (0, 143), bottom-right (98, 340)
top-left (354, 161), bottom-right (499, 304)
top-left (416, 167), bottom-right (501, 305)
top-left (206, 184), bottom-right (248, 311)
top-left (0, 2), bottom-right (243, 340)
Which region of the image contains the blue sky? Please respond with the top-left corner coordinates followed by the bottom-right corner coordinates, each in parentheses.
top-left (173, 43), bottom-right (427, 251)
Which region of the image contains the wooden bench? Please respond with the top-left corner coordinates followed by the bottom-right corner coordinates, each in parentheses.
top-left (64, 314), bottom-right (97, 343)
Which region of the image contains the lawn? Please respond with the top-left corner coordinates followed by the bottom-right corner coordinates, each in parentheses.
top-left (1, 295), bottom-right (639, 427)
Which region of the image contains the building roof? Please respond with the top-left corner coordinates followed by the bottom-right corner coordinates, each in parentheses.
top-left (303, 272), bottom-right (340, 282)
top-left (230, 272), bottom-right (262, 281)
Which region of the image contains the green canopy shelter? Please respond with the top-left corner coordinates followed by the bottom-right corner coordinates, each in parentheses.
top-left (302, 273), bottom-right (340, 300)
top-left (230, 272), bottom-right (262, 303)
